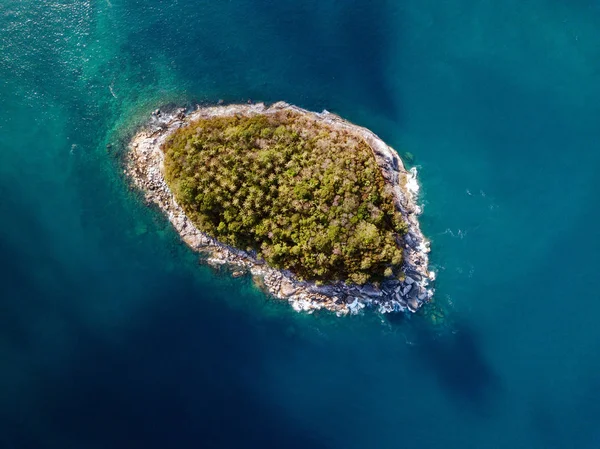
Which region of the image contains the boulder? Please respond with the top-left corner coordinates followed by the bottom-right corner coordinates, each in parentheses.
top-left (407, 297), bottom-right (420, 312)
top-left (312, 284), bottom-right (338, 296)
top-left (405, 270), bottom-right (422, 280)
top-left (279, 279), bottom-right (298, 296)
top-left (359, 284), bottom-right (383, 298)
top-left (383, 280), bottom-right (401, 288)
top-left (408, 287), bottom-right (418, 299)
top-left (392, 301), bottom-right (406, 312)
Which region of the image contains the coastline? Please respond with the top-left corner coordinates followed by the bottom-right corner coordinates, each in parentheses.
top-left (126, 101), bottom-right (434, 315)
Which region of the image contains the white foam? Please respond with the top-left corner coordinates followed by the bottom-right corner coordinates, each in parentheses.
top-left (405, 167), bottom-right (420, 196)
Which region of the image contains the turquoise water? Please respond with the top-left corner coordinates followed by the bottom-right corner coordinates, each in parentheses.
top-left (1, 0), bottom-right (600, 447)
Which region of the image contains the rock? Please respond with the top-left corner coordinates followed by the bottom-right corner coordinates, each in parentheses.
top-left (348, 298), bottom-right (365, 314)
top-left (312, 284), bottom-right (338, 296)
top-left (152, 108), bottom-right (161, 116)
top-left (408, 287), bottom-right (418, 299)
top-left (378, 302), bottom-right (393, 313)
top-left (402, 284), bottom-right (412, 296)
top-left (252, 275), bottom-right (266, 290)
top-left (405, 276), bottom-right (415, 285)
top-left (232, 270), bottom-right (245, 278)
top-left (407, 297), bottom-right (420, 312)
top-left (392, 301), bottom-right (406, 312)
top-left (207, 258), bottom-right (226, 268)
top-left (383, 280), bottom-right (401, 288)
top-left (279, 279), bottom-right (298, 296)
top-left (405, 270), bottom-right (422, 280)
top-left (217, 99), bottom-right (224, 105)
top-left (381, 286), bottom-right (395, 295)
top-left (359, 284), bottom-right (383, 298)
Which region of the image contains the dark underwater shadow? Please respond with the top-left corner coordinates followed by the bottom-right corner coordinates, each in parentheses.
top-left (0, 184), bottom-right (330, 449)
top-left (1, 273), bottom-right (331, 449)
top-left (408, 319), bottom-right (502, 415)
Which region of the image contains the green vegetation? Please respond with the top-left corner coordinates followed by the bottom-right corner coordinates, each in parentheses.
top-left (163, 110), bottom-right (407, 284)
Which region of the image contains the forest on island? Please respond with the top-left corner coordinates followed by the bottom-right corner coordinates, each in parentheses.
top-left (163, 111), bottom-right (407, 284)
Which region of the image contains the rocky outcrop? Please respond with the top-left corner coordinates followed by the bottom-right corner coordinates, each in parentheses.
top-left (126, 102), bottom-right (435, 315)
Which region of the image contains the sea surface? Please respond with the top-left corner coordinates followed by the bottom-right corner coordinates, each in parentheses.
top-left (1, 1), bottom-right (600, 448)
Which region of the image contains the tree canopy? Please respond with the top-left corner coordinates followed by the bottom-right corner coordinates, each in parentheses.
top-left (163, 110), bottom-right (407, 284)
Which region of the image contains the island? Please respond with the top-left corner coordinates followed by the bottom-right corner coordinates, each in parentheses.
top-left (126, 102), bottom-right (434, 315)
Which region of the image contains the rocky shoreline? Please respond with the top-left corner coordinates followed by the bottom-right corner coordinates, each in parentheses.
top-left (126, 101), bottom-right (434, 315)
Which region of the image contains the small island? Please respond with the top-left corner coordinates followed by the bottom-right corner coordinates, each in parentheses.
top-left (127, 102), bottom-right (434, 315)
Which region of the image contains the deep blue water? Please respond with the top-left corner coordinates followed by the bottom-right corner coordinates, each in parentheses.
top-left (2, 0), bottom-right (600, 447)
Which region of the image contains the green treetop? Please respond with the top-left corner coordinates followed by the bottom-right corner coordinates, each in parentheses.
top-left (163, 110), bottom-right (407, 285)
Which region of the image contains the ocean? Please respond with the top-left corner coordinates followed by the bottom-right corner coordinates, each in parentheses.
top-left (1, 0), bottom-right (600, 447)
